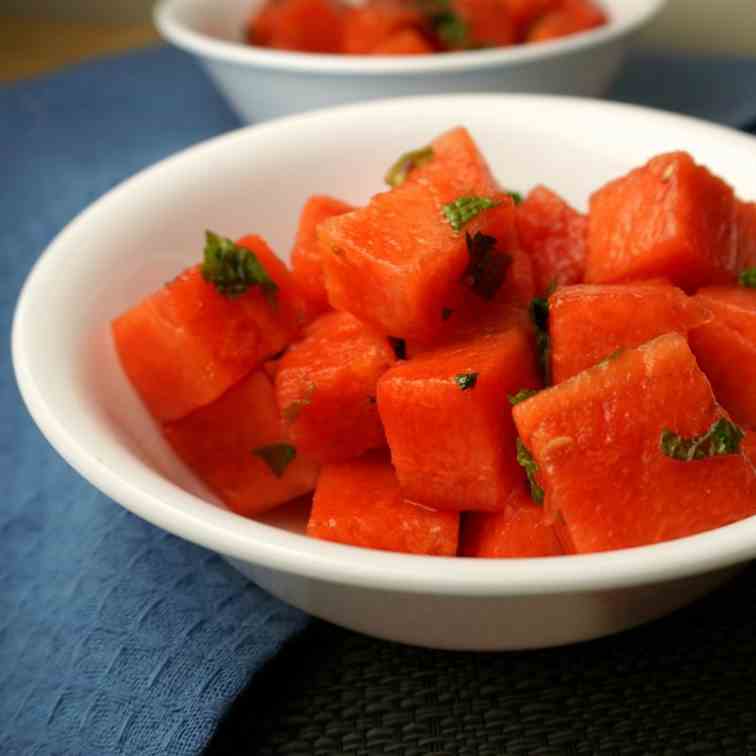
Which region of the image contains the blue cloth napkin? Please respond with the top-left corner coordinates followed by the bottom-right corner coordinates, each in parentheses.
top-left (2, 45), bottom-right (756, 756)
top-left (611, 52), bottom-right (756, 129)
top-left (0, 47), bottom-right (305, 756)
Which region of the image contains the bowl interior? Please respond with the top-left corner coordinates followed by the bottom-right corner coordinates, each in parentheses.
top-left (14, 95), bottom-right (756, 594)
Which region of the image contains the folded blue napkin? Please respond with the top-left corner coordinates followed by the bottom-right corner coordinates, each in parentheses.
top-left (2, 45), bottom-right (756, 756)
top-left (612, 51), bottom-right (756, 129)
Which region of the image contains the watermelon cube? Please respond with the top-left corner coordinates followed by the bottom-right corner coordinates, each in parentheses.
top-left (736, 200), bottom-right (756, 272)
top-left (516, 184), bottom-right (587, 296)
top-left (460, 483), bottom-right (563, 557)
top-left (513, 332), bottom-right (756, 553)
top-left (586, 152), bottom-right (737, 291)
top-left (163, 370), bottom-right (319, 518)
top-left (377, 323), bottom-right (541, 512)
top-left (275, 310), bottom-right (396, 463)
top-left (549, 281), bottom-right (710, 383)
top-left (112, 234), bottom-right (302, 422)
top-left (320, 128), bottom-right (522, 342)
top-left (307, 452), bottom-right (459, 555)
top-left (290, 194), bottom-right (353, 319)
top-left (689, 286), bottom-right (756, 429)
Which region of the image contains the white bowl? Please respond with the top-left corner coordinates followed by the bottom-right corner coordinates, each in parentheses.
top-left (154, 0), bottom-right (665, 122)
top-left (13, 95), bottom-right (756, 651)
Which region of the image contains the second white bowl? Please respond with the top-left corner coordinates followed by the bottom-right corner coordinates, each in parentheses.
top-left (155, 0), bottom-right (665, 122)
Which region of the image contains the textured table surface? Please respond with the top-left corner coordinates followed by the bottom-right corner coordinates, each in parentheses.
top-left (211, 564), bottom-right (756, 755)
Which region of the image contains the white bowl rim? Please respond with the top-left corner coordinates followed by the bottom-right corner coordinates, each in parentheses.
top-left (13, 93), bottom-right (756, 599)
top-left (154, 0), bottom-right (666, 76)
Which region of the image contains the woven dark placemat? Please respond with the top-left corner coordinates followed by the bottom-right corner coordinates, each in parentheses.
top-left (209, 118), bottom-right (756, 756)
top-left (208, 563), bottom-right (756, 755)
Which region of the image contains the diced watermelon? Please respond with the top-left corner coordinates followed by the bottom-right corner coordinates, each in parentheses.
top-left (290, 195), bottom-right (353, 319)
top-left (163, 370), bottom-right (319, 518)
top-left (249, 0), bottom-right (345, 52)
top-left (549, 282), bottom-right (711, 383)
top-left (460, 483), bottom-right (563, 557)
top-left (745, 431), bottom-right (756, 466)
top-left (372, 27), bottom-right (434, 54)
top-left (513, 333), bottom-right (756, 553)
top-left (449, 0), bottom-right (516, 49)
top-left (377, 323), bottom-right (541, 511)
top-left (736, 200), bottom-right (756, 272)
top-left (342, 1), bottom-right (422, 53)
top-left (307, 452), bottom-right (459, 555)
top-left (112, 234), bottom-right (302, 422)
top-left (696, 285), bottom-right (756, 344)
top-left (503, 0), bottom-right (560, 39)
top-left (526, 0), bottom-right (607, 42)
top-left (586, 152), bottom-right (737, 291)
top-left (516, 184), bottom-right (587, 295)
top-left (690, 321), bottom-right (756, 429)
top-left (246, 0), bottom-right (279, 46)
top-left (689, 288), bottom-right (756, 429)
top-left (275, 310), bottom-right (396, 463)
top-left (320, 131), bottom-right (520, 343)
top-left (407, 301), bottom-right (531, 358)
top-left (405, 126), bottom-right (498, 200)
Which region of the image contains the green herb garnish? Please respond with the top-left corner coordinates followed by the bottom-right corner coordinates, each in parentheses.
top-left (462, 231), bottom-right (511, 301)
top-left (516, 438), bottom-right (544, 504)
top-left (252, 443), bottom-right (297, 478)
top-left (739, 268), bottom-right (756, 288)
top-left (416, 0), bottom-right (470, 48)
top-left (597, 348), bottom-right (623, 368)
top-left (529, 295), bottom-right (551, 385)
top-left (442, 196), bottom-right (500, 232)
top-left (530, 295), bottom-right (549, 331)
top-left (507, 191), bottom-right (523, 206)
top-left (385, 146), bottom-right (434, 188)
top-left (389, 337), bottom-right (407, 360)
top-left (202, 231), bottom-right (278, 303)
top-left (660, 418), bottom-right (745, 462)
top-left (454, 372), bottom-right (478, 390)
top-left (435, 12), bottom-right (469, 47)
top-left (508, 388), bottom-right (539, 406)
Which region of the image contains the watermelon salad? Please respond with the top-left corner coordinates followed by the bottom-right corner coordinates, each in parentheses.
top-left (112, 126), bottom-right (756, 559)
top-left (245, 0), bottom-right (608, 56)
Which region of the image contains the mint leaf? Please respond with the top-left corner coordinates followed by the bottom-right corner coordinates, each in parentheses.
top-left (597, 348), bottom-right (623, 368)
top-left (389, 337), bottom-right (407, 360)
top-left (385, 146), bottom-right (434, 188)
top-left (507, 191), bottom-right (523, 206)
top-left (202, 231), bottom-right (278, 304)
top-left (435, 12), bottom-right (468, 47)
top-left (516, 438), bottom-right (544, 504)
top-left (454, 372), bottom-right (478, 390)
top-left (661, 418), bottom-right (745, 462)
top-left (508, 388), bottom-right (539, 406)
top-left (442, 196), bottom-right (500, 232)
top-left (462, 231), bottom-right (511, 301)
top-left (417, 0), bottom-right (471, 48)
top-left (739, 268), bottom-right (756, 288)
top-left (529, 296), bottom-right (551, 385)
top-left (252, 443), bottom-right (296, 478)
